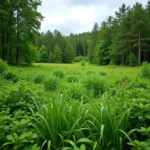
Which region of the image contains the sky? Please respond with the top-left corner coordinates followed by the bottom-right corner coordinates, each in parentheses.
top-left (38, 0), bottom-right (148, 35)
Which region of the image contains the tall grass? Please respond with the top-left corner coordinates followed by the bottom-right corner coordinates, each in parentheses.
top-left (83, 75), bottom-right (108, 98)
top-left (86, 96), bottom-right (131, 150)
top-left (31, 96), bottom-right (90, 149)
top-left (43, 76), bottom-right (59, 91)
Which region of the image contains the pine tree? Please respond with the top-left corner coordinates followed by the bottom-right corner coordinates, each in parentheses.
top-left (64, 44), bottom-right (75, 63)
top-left (88, 23), bottom-right (99, 63)
top-left (39, 45), bottom-right (49, 62)
top-left (53, 44), bottom-right (62, 63)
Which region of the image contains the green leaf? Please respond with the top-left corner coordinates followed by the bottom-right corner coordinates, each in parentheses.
top-left (74, 146), bottom-right (80, 150)
top-left (64, 140), bottom-right (76, 147)
top-left (77, 138), bottom-right (93, 144)
top-left (6, 135), bottom-right (14, 141)
top-left (80, 144), bottom-right (86, 150)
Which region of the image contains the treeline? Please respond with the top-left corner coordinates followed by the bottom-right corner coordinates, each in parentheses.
top-left (1, 1), bottom-right (150, 66)
top-left (36, 30), bottom-right (90, 63)
top-left (37, 1), bottom-right (150, 66)
top-left (89, 1), bottom-right (150, 66)
top-left (0, 0), bottom-right (42, 65)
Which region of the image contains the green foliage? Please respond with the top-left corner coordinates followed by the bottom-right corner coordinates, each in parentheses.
top-left (52, 69), bottom-right (65, 79)
top-left (53, 44), bottom-right (62, 63)
top-left (32, 97), bottom-right (89, 149)
top-left (74, 56), bottom-right (86, 62)
top-left (3, 70), bottom-right (19, 83)
top-left (139, 62), bottom-right (150, 79)
top-left (81, 60), bottom-right (85, 66)
top-left (39, 45), bottom-right (49, 62)
top-left (0, 0), bottom-right (42, 65)
top-left (83, 75), bottom-right (108, 97)
top-left (0, 59), bottom-right (8, 74)
top-left (62, 83), bottom-right (86, 101)
top-left (126, 53), bottom-right (138, 67)
top-left (32, 74), bottom-right (46, 84)
top-left (64, 44), bottom-right (75, 63)
top-left (66, 75), bottom-right (79, 83)
top-left (0, 63), bottom-right (150, 149)
top-left (21, 44), bottom-right (39, 65)
top-left (44, 76), bottom-right (59, 91)
top-left (0, 81), bottom-right (45, 149)
top-left (96, 41), bottom-right (110, 65)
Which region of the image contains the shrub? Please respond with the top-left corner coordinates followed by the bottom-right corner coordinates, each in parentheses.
top-left (33, 73), bottom-right (46, 84)
top-left (83, 75), bottom-right (107, 97)
top-left (0, 59), bottom-right (8, 74)
top-left (0, 81), bottom-right (43, 113)
top-left (74, 56), bottom-right (87, 62)
top-left (52, 69), bottom-right (65, 79)
top-left (66, 75), bottom-right (79, 83)
top-left (81, 60), bottom-right (85, 66)
top-left (3, 70), bottom-right (19, 83)
top-left (44, 76), bottom-right (59, 91)
top-left (139, 62), bottom-right (150, 79)
top-left (74, 56), bottom-right (84, 62)
top-left (0, 81), bottom-right (44, 149)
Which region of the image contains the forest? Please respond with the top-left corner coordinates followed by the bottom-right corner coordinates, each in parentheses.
top-left (1, 1), bottom-right (150, 66)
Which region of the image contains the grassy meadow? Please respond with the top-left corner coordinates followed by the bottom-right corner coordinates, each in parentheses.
top-left (0, 61), bottom-right (150, 150)
top-left (12, 62), bottom-right (140, 78)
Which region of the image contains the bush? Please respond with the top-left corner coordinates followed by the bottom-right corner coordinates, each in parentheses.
top-left (3, 70), bottom-right (19, 83)
top-left (0, 59), bottom-right (8, 74)
top-left (66, 75), bottom-right (79, 83)
top-left (0, 81), bottom-right (44, 149)
top-left (83, 75), bottom-right (107, 97)
top-left (44, 76), bottom-right (59, 91)
top-left (74, 56), bottom-right (87, 62)
top-left (52, 70), bottom-right (65, 79)
top-left (33, 73), bottom-right (46, 84)
top-left (140, 62), bottom-right (150, 79)
top-left (81, 60), bottom-right (85, 66)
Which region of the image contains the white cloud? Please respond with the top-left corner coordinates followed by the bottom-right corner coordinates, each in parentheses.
top-left (38, 0), bottom-right (148, 35)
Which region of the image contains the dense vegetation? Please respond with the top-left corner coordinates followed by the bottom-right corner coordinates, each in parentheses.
top-left (0, 0), bottom-right (43, 65)
top-left (0, 0), bottom-right (150, 150)
top-left (0, 60), bottom-right (150, 150)
top-left (1, 1), bottom-right (150, 65)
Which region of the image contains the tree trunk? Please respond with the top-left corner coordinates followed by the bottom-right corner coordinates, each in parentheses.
top-left (138, 29), bottom-right (141, 65)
